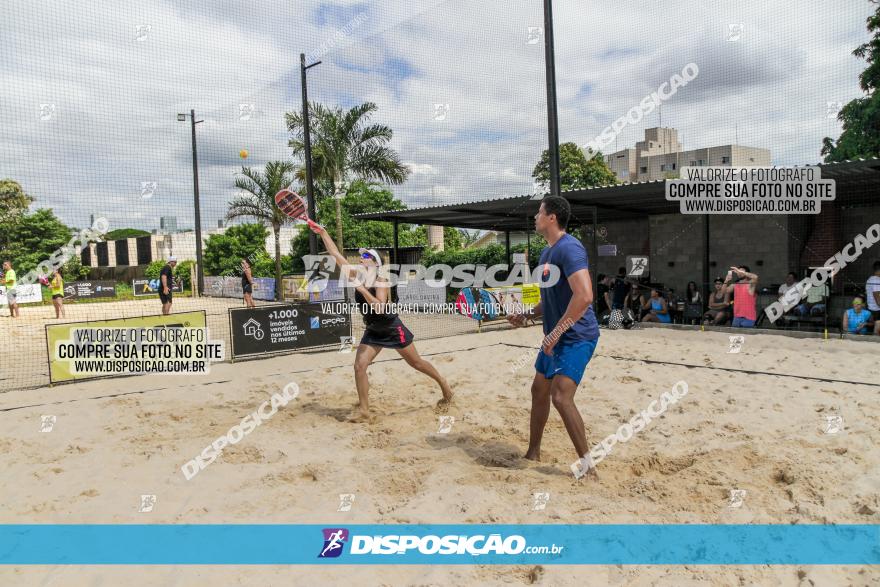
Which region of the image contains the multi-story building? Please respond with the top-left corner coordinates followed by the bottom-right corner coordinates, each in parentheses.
top-left (604, 127), bottom-right (771, 183)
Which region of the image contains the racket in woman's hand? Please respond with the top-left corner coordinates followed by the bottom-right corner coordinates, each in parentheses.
top-left (274, 188), bottom-right (307, 220)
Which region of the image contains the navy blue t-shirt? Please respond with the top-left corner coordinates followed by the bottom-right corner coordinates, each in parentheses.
top-left (538, 233), bottom-right (600, 344)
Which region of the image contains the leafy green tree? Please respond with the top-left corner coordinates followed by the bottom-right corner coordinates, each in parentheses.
top-left (0, 179), bottom-right (32, 225)
top-left (203, 223), bottom-right (268, 277)
top-left (0, 209), bottom-right (72, 275)
top-left (62, 255), bottom-right (90, 280)
top-left (409, 226), bottom-right (464, 250)
top-left (286, 102), bottom-right (410, 250)
top-left (250, 249), bottom-right (294, 278)
top-left (227, 162), bottom-right (296, 299)
top-left (823, 2), bottom-right (880, 162)
top-left (288, 181), bottom-right (472, 271)
top-left (533, 142), bottom-right (617, 191)
top-left (458, 228), bottom-right (482, 248)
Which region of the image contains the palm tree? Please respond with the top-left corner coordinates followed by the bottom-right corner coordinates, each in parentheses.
top-left (286, 102), bottom-right (410, 250)
top-left (226, 161), bottom-right (296, 300)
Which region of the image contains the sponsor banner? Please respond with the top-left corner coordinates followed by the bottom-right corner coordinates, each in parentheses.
top-left (205, 276), bottom-right (275, 301)
top-left (64, 281), bottom-right (117, 299)
top-left (0, 524), bottom-right (876, 564)
top-left (0, 283), bottom-right (43, 304)
top-left (229, 303), bottom-right (351, 358)
top-left (132, 278), bottom-right (183, 297)
top-left (485, 283), bottom-right (540, 311)
top-left (45, 311), bottom-right (207, 383)
top-left (397, 279), bottom-right (445, 309)
top-left (281, 276), bottom-right (345, 303)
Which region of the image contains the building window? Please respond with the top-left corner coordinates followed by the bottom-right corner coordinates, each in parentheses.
top-left (689, 161), bottom-right (696, 166)
top-left (672, 163), bottom-right (676, 170)
top-left (721, 156), bottom-right (730, 164)
top-left (616, 154), bottom-right (624, 158)
top-left (640, 166), bottom-right (647, 173)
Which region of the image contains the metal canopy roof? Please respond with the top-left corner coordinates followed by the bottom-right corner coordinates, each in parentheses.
top-left (353, 158), bottom-right (880, 231)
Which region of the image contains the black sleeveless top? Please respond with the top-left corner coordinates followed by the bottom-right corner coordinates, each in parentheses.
top-left (354, 287), bottom-right (397, 328)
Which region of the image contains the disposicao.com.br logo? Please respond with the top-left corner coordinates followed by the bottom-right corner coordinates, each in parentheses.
top-left (317, 528), bottom-right (563, 558)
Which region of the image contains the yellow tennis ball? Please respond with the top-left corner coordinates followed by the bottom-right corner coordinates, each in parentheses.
top-left (239, 149), bottom-right (248, 159)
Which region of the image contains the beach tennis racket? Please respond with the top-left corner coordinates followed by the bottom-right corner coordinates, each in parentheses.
top-left (455, 287), bottom-right (504, 321)
top-left (274, 188), bottom-right (309, 220)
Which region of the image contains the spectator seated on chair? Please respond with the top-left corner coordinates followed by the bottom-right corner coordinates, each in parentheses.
top-left (842, 297), bottom-right (874, 335)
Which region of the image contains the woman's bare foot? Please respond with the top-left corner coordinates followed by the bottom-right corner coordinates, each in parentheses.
top-left (346, 409), bottom-right (373, 423)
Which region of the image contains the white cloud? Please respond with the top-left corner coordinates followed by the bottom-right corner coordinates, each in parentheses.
top-left (0, 0), bottom-right (874, 235)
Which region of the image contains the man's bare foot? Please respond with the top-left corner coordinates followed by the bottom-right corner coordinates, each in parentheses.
top-left (434, 392), bottom-right (454, 413)
top-left (523, 450), bottom-right (540, 462)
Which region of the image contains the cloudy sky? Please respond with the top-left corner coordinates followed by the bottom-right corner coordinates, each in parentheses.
top-left (1, 0), bottom-right (874, 233)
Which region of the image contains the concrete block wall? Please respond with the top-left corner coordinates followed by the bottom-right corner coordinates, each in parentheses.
top-left (643, 214), bottom-right (791, 295)
top-left (839, 204), bottom-right (880, 295)
top-left (705, 214), bottom-right (790, 290)
top-left (591, 218), bottom-right (650, 278)
top-left (649, 214), bottom-right (705, 295)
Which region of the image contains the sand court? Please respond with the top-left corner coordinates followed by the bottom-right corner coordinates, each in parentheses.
top-left (0, 325), bottom-right (878, 585)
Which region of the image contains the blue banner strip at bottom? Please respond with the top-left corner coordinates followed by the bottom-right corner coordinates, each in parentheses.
top-left (0, 525), bottom-right (878, 565)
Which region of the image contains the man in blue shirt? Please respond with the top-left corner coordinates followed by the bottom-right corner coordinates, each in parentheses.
top-left (508, 196), bottom-right (599, 472)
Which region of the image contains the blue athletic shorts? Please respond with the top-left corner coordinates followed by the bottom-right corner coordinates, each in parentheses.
top-left (534, 338), bottom-right (598, 385)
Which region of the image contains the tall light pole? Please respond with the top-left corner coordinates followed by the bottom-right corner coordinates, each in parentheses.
top-left (177, 110), bottom-right (205, 295)
top-left (301, 53), bottom-right (322, 255)
top-left (543, 0), bottom-right (561, 197)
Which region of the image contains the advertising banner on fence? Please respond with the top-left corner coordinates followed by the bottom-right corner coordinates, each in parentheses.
top-left (205, 276), bottom-right (275, 301)
top-left (64, 281), bottom-right (117, 299)
top-left (45, 310), bottom-right (210, 383)
top-left (0, 284), bottom-right (44, 305)
top-left (281, 276), bottom-right (345, 303)
top-left (485, 283), bottom-right (540, 312)
top-left (132, 278), bottom-right (183, 297)
top-left (229, 303), bottom-right (351, 358)
top-left (397, 279), bottom-right (445, 309)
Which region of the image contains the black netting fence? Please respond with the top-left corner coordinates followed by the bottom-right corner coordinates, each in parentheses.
top-left (2, 1), bottom-right (878, 391)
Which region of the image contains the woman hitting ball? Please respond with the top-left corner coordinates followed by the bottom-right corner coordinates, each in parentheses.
top-left (308, 221), bottom-right (454, 422)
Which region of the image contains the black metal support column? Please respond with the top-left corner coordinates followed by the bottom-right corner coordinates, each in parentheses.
top-left (526, 214), bottom-right (531, 264)
top-left (188, 109), bottom-right (204, 295)
top-left (590, 206), bottom-right (599, 303)
top-left (505, 230), bottom-right (511, 267)
top-left (392, 219), bottom-right (399, 265)
top-left (543, 0), bottom-right (561, 197)
top-left (301, 53), bottom-right (319, 256)
top-left (703, 214), bottom-right (710, 309)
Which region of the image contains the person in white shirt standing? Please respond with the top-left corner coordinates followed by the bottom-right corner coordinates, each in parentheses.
top-left (867, 261), bottom-right (880, 335)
